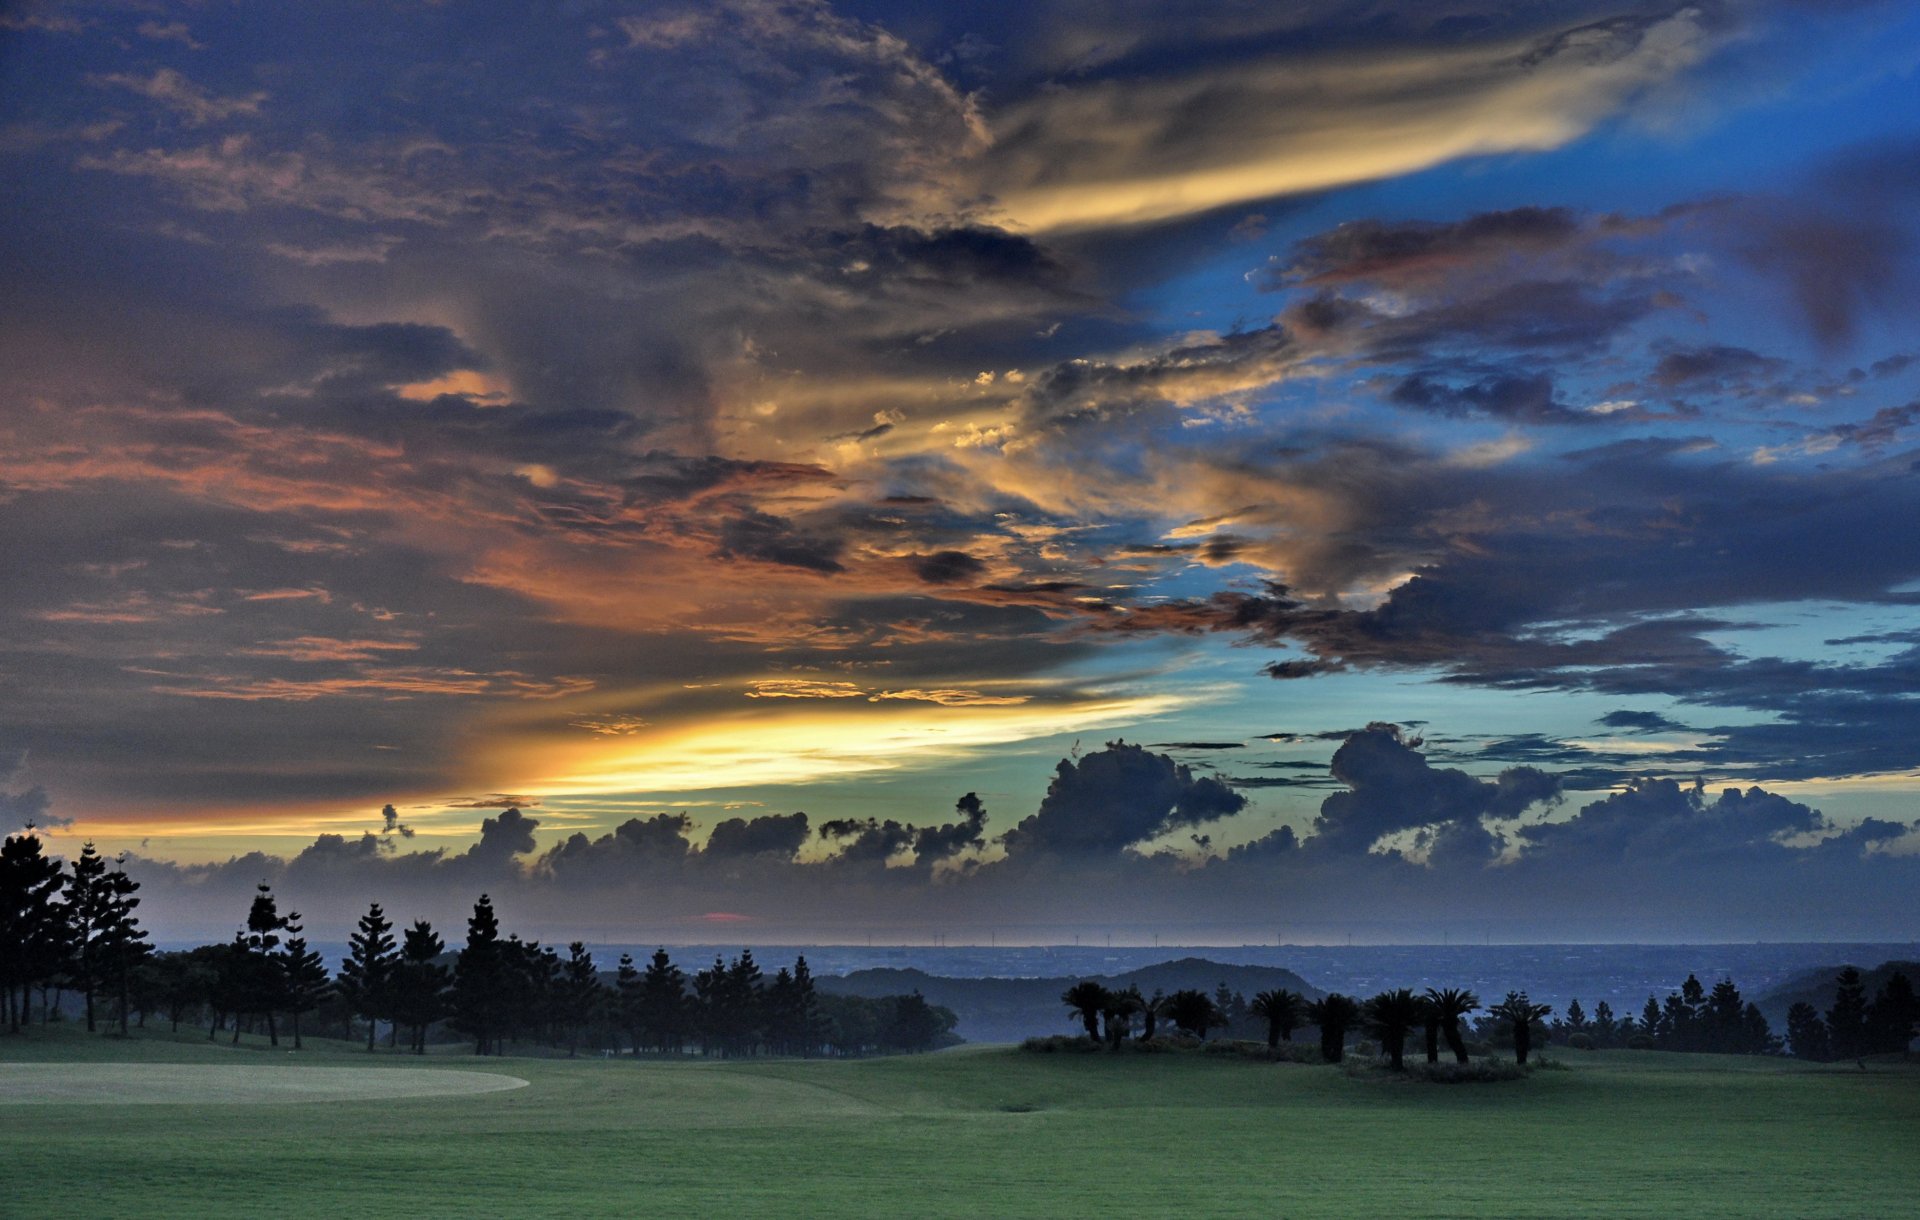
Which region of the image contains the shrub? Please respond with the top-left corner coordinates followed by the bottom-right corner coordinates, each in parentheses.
top-left (1567, 1033), bottom-right (1595, 1050)
top-left (1627, 1033), bottom-right (1657, 1050)
top-left (1407, 1058), bottom-right (1530, 1084)
top-left (1020, 1035), bottom-right (1102, 1054)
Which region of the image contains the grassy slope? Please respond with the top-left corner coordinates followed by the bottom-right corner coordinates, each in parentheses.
top-left (2, 1028), bottom-right (1915, 1219)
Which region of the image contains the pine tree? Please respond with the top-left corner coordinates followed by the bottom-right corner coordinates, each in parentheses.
top-left (1704, 978), bottom-right (1744, 1054)
top-left (0, 831), bottom-right (67, 1032)
top-left (66, 843), bottom-right (111, 1032)
top-left (1868, 972), bottom-right (1917, 1055)
top-left (238, 883), bottom-right (296, 1045)
top-left (1786, 1001), bottom-right (1831, 1061)
top-left (560, 942), bottom-right (601, 1057)
top-left (638, 948), bottom-right (686, 1053)
top-left (1740, 1002), bottom-right (1780, 1055)
top-left (278, 935), bottom-right (330, 1050)
top-left (791, 955), bottom-right (825, 1057)
top-left (95, 862), bottom-right (149, 1035)
top-left (1826, 966), bottom-right (1870, 1060)
top-left (337, 903), bottom-right (398, 1051)
top-left (452, 894), bottom-right (504, 1055)
top-left (1592, 1000), bottom-right (1618, 1048)
top-left (390, 921), bottom-right (447, 1054)
top-left (615, 953), bottom-right (642, 1053)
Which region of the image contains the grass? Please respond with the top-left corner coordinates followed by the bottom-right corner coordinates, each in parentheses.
top-left (2, 1027), bottom-right (1915, 1218)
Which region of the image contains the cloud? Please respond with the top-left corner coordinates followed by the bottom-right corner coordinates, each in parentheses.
top-left (1000, 741), bottom-right (1246, 856)
top-left (704, 811), bottom-right (810, 860)
top-left (977, 8), bottom-right (1721, 231)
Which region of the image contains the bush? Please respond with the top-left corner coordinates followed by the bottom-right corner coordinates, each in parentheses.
top-left (1627, 1033), bottom-right (1657, 1050)
top-left (1201, 1039), bottom-right (1318, 1064)
top-left (1567, 1033), bottom-right (1595, 1051)
top-left (1020, 1035), bottom-right (1102, 1054)
top-left (1531, 1055), bottom-right (1570, 1071)
top-left (1408, 1058), bottom-right (1530, 1084)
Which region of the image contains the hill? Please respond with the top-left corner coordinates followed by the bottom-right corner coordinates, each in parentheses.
top-left (817, 957), bottom-right (1321, 1043)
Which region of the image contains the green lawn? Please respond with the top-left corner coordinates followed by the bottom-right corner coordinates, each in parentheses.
top-left (2, 1027), bottom-right (1914, 1218)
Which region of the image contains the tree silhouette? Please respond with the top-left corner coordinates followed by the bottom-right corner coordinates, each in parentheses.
top-left (1306, 993), bottom-right (1360, 1064)
top-left (1490, 991), bottom-right (1553, 1065)
top-left (1137, 989), bottom-right (1166, 1042)
top-left (1420, 988), bottom-right (1478, 1064)
top-left (1061, 980), bottom-right (1108, 1040)
top-left (1364, 989), bottom-right (1421, 1069)
top-left (637, 948), bottom-right (687, 1054)
top-left (1786, 1001), bottom-right (1830, 1060)
top-left (65, 843), bottom-right (111, 1032)
top-left (1869, 972), bottom-right (1917, 1054)
top-left (1250, 988), bottom-right (1304, 1050)
top-left (278, 935), bottom-right (330, 1050)
top-left (1826, 967), bottom-right (1870, 1061)
top-left (93, 858), bottom-right (148, 1036)
top-left (0, 832), bottom-right (67, 1032)
top-left (452, 894), bottom-right (505, 1055)
top-left (616, 952), bottom-right (644, 1053)
top-left (1101, 986), bottom-right (1143, 1048)
top-left (233, 882), bottom-right (296, 1045)
top-left (1165, 988), bottom-right (1221, 1041)
top-left (337, 903), bottom-right (397, 1051)
top-left (390, 920), bottom-right (447, 1054)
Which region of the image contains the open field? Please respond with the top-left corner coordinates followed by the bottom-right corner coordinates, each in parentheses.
top-left (1, 1028), bottom-right (1914, 1218)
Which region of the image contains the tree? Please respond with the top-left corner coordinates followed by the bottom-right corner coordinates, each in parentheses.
top-left (278, 936), bottom-right (330, 1050)
top-left (0, 831), bottom-right (67, 1032)
top-left (1591, 1000), bottom-right (1619, 1048)
top-left (1786, 1001), bottom-right (1831, 1061)
top-left (615, 952), bottom-right (643, 1053)
top-left (65, 842), bottom-right (111, 1032)
top-left (1101, 987), bottom-right (1143, 1049)
top-left (1250, 989), bottom-right (1304, 1051)
top-left (1704, 978), bottom-right (1745, 1054)
top-left (1137, 989), bottom-right (1166, 1042)
top-left (233, 882), bottom-right (297, 1045)
top-left (637, 949), bottom-right (687, 1054)
top-left (1306, 993), bottom-right (1360, 1064)
top-left (1490, 992), bottom-right (1553, 1066)
top-left (1740, 1003), bottom-right (1781, 1056)
top-left (884, 991), bottom-right (949, 1052)
top-left (95, 864), bottom-right (148, 1036)
top-left (1826, 967), bottom-right (1870, 1061)
top-left (1165, 988), bottom-right (1221, 1041)
top-left (788, 955), bottom-right (826, 1056)
top-left (451, 894), bottom-right (505, 1055)
top-left (336, 903), bottom-right (398, 1051)
top-left (1061, 980), bottom-right (1108, 1040)
top-left (1868, 972), bottom-right (1917, 1055)
top-left (1424, 988), bottom-right (1480, 1064)
top-left (1364, 989), bottom-right (1421, 1070)
top-left (389, 920), bottom-right (448, 1054)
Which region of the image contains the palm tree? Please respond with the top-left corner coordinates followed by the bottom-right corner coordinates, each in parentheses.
top-left (1305, 993), bottom-right (1361, 1064)
top-left (1249, 989), bottom-right (1304, 1050)
top-left (1165, 988), bottom-right (1221, 1040)
top-left (1061, 980), bottom-right (1110, 1040)
top-left (1364, 989), bottom-right (1421, 1069)
top-left (1102, 986), bottom-right (1143, 1048)
top-left (1137, 988), bottom-right (1167, 1042)
top-left (1490, 991), bottom-right (1554, 1065)
top-left (1424, 987), bottom-right (1480, 1064)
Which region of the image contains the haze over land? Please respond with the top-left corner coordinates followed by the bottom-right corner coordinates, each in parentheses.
top-left (4, 1), bottom-right (1920, 942)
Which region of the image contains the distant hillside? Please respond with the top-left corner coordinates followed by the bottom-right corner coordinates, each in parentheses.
top-left (1754, 960), bottom-right (1920, 1026)
top-left (817, 957), bottom-right (1321, 1044)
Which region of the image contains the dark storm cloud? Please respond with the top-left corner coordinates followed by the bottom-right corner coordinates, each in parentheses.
top-left (910, 550), bottom-right (988, 585)
top-left (1598, 710), bottom-right (1692, 734)
top-left (1000, 741), bottom-right (1247, 856)
top-left (713, 511), bottom-right (847, 575)
top-left (1388, 371), bottom-right (1595, 425)
top-left (704, 812), bottom-right (811, 860)
top-left (1307, 724), bottom-right (1560, 860)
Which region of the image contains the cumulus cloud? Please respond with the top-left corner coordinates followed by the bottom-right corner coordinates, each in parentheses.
top-left (1001, 741), bottom-right (1247, 856)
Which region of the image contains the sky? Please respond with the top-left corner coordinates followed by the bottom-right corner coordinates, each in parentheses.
top-left (3, 0), bottom-right (1920, 944)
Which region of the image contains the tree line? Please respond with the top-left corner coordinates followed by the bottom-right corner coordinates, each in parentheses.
top-left (1053, 979), bottom-right (1555, 1067)
top-left (1, 831), bottom-right (953, 1057)
top-left (1051, 967), bottom-right (1917, 1068)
